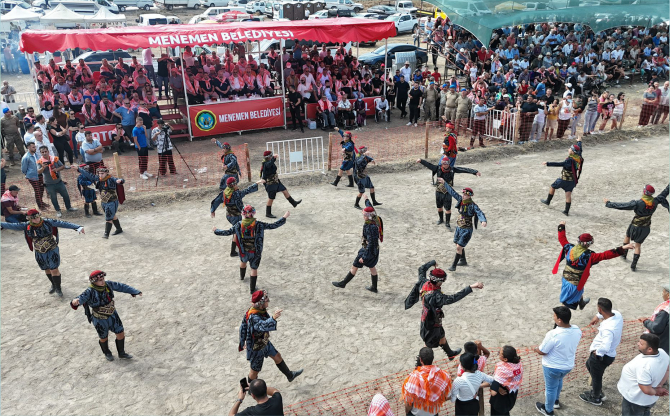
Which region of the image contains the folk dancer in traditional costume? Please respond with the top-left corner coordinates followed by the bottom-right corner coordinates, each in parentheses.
top-left (331, 129), bottom-right (356, 188)
top-left (70, 270), bottom-right (142, 361)
top-left (552, 221), bottom-right (633, 310)
top-left (1, 209), bottom-right (84, 296)
top-left (442, 122), bottom-right (458, 167)
top-left (541, 139), bottom-right (583, 216)
top-left (441, 182), bottom-right (487, 271)
top-left (77, 166), bottom-right (125, 238)
top-left (604, 184), bottom-right (669, 271)
top-left (260, 151), bottom-right (301, 218)
top-left (77, 163), bottom-right (103, 218)
top-left (213, 205), bottom-right (289, 293)
top-left (404, 260), bottom-right (484, 359)
top-left (210, 176), bottom-right (265, 258)
top-left (353, 146), bottom-right (382, 209)
top-left (212, 139), bottom-right (240, 189)
top-left (239, 290), bottom-right (303, 382)
top-left (416, 157), bottom-right (480, 229)
top-left (332, 197), bottom-right (383, 292)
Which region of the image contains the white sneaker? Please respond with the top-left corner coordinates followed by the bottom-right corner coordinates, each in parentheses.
top-left (414, 123), bottom-right (418, 127)
top-left (56, 211), bottom-right (62, 218)
top-left (140, 173), bottom-right (149, 180)
top-left (406, 122), bottom-right (412, 126)
top-left (143, 171), bottom-right (154, 177)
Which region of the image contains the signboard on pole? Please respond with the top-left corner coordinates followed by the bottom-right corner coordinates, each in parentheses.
top-left (188, 97), bottom-right (285, 137)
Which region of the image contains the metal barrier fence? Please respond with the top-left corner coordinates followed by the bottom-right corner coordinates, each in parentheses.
top-left (286, 319), bottom-right (649, 416)
top-left (266, 137), bottom-right (326, 175)
top-left (3, 92), bottom-right (39, 112)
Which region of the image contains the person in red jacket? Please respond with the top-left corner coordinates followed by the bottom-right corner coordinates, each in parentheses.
top-left (552, 221), bottom-right (634, 310)
top-left (442, 122), bottom-right (458, 167)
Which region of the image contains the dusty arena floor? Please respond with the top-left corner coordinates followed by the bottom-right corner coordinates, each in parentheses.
top-left (1, 134), bottom-right (669, 415)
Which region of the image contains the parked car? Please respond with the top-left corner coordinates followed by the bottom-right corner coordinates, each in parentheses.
top-left (385, 13), bottom-right (417, 35)
top-left (245, 0), bottom-right (265, 13)
top-left (136, 13), bottom-right (168, 24)
top-left (394, 0), bottom-right (416, 15)
top-left (112, 0), bottom-right (153, 11)
top-left (309, 7), bottom-right (353, 18)
top-left (1, 0), bottom-right (44, 14)
top-left (353, 12), bottom-right (384, 19)
top-left (366, 4), bottom-right (395, 15)
top-left (323, 0), bottom-right (362, 12)
top-left (357, 43), bottom-right (426, 68)
top-left (33, 0), bottom-right (119, 13)
top-left (196, 5), bottom-right (244, 17)
top-left (154, 0), bottom-right (200, 10)
top-left (165, 14), bottom-right (181, 22)
top-left (73, 50), bottom-right (131, 72)
top-left (197, 0), bottom-right (228, 7)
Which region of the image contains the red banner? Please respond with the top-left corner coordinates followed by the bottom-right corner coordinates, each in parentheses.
top-left (86, 124), bottom-right (117, 147)
top-left (305, 97), bottom-right (380, 120)
top-left (188, 97), bottom-right (285, 137)
top-left (20, 19), bottom-right (396, 54)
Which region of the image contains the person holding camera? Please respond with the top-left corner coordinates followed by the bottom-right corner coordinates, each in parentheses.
top-left (229, 378), bottom-right (283, 416)
top-left (152, 120), bottom-right (177, 176)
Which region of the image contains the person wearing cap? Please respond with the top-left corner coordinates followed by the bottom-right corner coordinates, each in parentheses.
top-left (260, 151), bottom-right (301, 219)
top-left (416, 153), bottom-right (480, 229)
top-left (70, 270), bottom-right (141, 361)
top-left (353, 146), bottom-right (381, 209)
top-left (604, 184), bottom-right (669, 271)
top-left (210, 176), bottom-right (265, 258)
top-left (441, 181), bottom-right (487, 271)
top-left (79, 165), bottom-right (125, 238)
top-left (238, 290), bottom-right (303, 384)
top-left (541, 138), bottom-right (584, 216)
top-left (1, 184), bottom-right (28, 223)
top-left (455, 88), bottom-right (473, 134)
top-left (332, 196), bottom-right (382, 292)
top-left (441, 84), bottom-right (459, 126)
top-left (213, 205), bottom-right (290, 293)
top-left (1, 208), bottom-right (84, 296)
top-left (404, 259), bottom-right (484, 359)
top-left (213, 139), bottom-right (241, 189)
top-left (643, 286), bottom-right (670, 354)
top-left (331, 129), bottom-right (356, 188)
top-left (552, 221), bottom-right (633, 311)
top-left (400, 61), bottom-right (413, 84)
top-left (1, 107), bottom-right (24, 166)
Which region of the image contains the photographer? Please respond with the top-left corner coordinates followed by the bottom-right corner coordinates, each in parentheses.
top-left (228, 379), bottom-right (283, 416)
top-left (152, 120), bottom-right (177, 176)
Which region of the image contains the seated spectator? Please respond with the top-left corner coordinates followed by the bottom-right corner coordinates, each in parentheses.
top-left (81, 98), bottom-right (99, 126)
top-left (316, 95), bottom-right (336, 130)
top-left (337, 93), bottom-right (354, 127)
top-left (1, 185), bottom-right (28, 223)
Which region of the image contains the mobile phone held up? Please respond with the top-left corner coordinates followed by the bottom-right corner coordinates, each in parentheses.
top-left (240, 378), bottom-right (249, 392)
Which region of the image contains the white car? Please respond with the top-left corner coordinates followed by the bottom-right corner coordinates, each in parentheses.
top-left (324, 0), bottom-right (362, 12)
top-left (198, 0), bottom-right (229, 7)
top-left (385, 13), bottom-right (417, 34)
top-left (245, 0), bottom-right (265, 13)
top-left (308, 9), bottom-right (329, 19)
top-left (136, 13), bottom-right (168, 25)
top-left (0, 0), bottom-right (45, 14)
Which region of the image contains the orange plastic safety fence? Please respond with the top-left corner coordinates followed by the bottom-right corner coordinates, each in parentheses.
top-left (286, 319), bottom-right (647, 416)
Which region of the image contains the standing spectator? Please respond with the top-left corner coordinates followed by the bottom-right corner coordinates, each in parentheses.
top-left (617, 333), bottom-right (669, 416)
top-left (489, 346), bottom-right (523, 416)
top-left (132, 118), bottom-right (151, 180)
top-left (32, 130), bottom-right (56, 157)
top-left (407, 82), bottom-right (423, 127)
top-left (21, 142), bottom-right (47, 209)
top-left (152, 120), bottom-right (177, 176)
top-left (228, 379), bottom-right (283, 416)
top-left (142, 48), bottom-right (156, 87)
top-left (556, 95), bottom-right (573, 139)
top-left (1, 185), bottom-right (28, 223)
top-left (1, 158), bottom-right (5, 194)
top-left (1, 80), bottom-right (16, 103)
top-left (638, 85), bottom-right (658, 126)
top-left (651, 81), bottom-right (669, 125)
top-left (544, 99), bottom-right (559, 141)
top-left (451, 352), bottom-right (494, 416)
top-left (67, 111), bottom-right (81, 161)
top-left (583, 90), bottom-right (599, 135)
top-left (286, 85), bottom-right (304, 133)
top-left (471, 98), bottom-right (490, 148)
top-left (38, 145), bottom-right (77, 217)
top-left (455, 88), bottom-right (473, 135)
top-left (518, 95), bottom-right (538, 142)
top-left (423, 82), bottom-right (439, 122)
top-left (47, 117), bottom-right (73, 168)
top-left (80, 131), bottom-right (105, 174)
top-left (367, 393), bottom-right (395, 416)
top-left (534, 306), bottom-right (582, 416)
top-left (23, 124), bottom-right (36, 146)
top-left (530, 101), bottom-right (546, 142)
top-left (112, 98), bottom-right (138, 140)
top-left (402, 347), bottom-right (452, 416)
top-left (2, 108), bottom-right (25, 166)
top-left (580, 298), bottom-right (623, 405)
top-left (400, 61), bottom-right (413, 83)
top-left (643, 285), bottom-right (669, 355)
top-left (156, 53), bottom-right (172, 100)
top-left (395, 75), bottom-right (410, 118)
top-left (3, 44), bottom-right (16, 74)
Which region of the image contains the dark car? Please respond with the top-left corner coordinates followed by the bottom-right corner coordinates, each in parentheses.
top-left (72, 50), bottom-right (132, 72)
top-left (357, 43), bottom-right (427, 68)
top-left (367, 4), bottom-right (396, 15)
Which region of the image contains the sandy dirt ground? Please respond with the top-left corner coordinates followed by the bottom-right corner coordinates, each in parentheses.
top-left (1, 132), bottom-right (668, 415)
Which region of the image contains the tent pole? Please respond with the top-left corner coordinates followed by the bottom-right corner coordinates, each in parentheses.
top-left (280, 43), bottom-right (286, 130)
top-left (383, 38), bottom-right (388, 96)
top-left (180, 52), bottom-right (193, 141)
top-left (26, 51), bottom-right (39, 109)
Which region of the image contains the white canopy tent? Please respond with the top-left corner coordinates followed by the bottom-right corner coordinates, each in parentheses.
top-left (1, 6), bottom-right (41, 22)
top-left (84, 7), bottom-right (126, 23)
top-left (39, 4), bottom-right (86, 25)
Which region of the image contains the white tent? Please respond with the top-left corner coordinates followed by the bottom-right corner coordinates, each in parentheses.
top-left (1, 6), bottom-right (41, 22)
top-left (40, 4), bottom-right (86, 24)
top-left (84, 6), bottom-right (126, 23)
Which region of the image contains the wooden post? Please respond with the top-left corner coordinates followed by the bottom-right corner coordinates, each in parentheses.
top-left (513, 105), bottom-right (521, 145)
top-left (620, 98), bottom-right (628, 129)
top-left (113, 152), bottom-right (123, 178)
top-left (327, 133), bottom-right (333, 171)
top-left (424, 120), bottom-right (429, 158)
top-left (244, 143), bottom-right (251, 182)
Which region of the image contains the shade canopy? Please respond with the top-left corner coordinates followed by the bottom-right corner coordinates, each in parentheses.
top-left (84, 6), bottom-right (126, 23)
top-left (20, 18), bottom-right (397, 53)
top-left (1, 6), bottom-right (41, 22)
top-left (433, 0), bottom-right (669, 43)
top-left (39, 3), bottom-right (86, 24)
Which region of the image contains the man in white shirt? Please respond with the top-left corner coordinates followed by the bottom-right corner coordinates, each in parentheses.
top-left (580, 298), bottom-right (623, 406)
top-left (400, 61), bottom-right (413, 83)
top-left (23, 124), bottom-right (36, 146)
top-left (375, 96), bottom-right (390, 123)
top-left (32, 130), bottom-right (56, 157)
top-left (534, 306), bottom-right (583, 416)
top-left (142, 48), bottom-right (156, 87)
top-left (617, 333), bottom-right (669, 416)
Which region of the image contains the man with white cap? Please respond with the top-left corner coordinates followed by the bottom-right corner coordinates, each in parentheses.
top-left (400, 61), bottom-right (413, 83)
